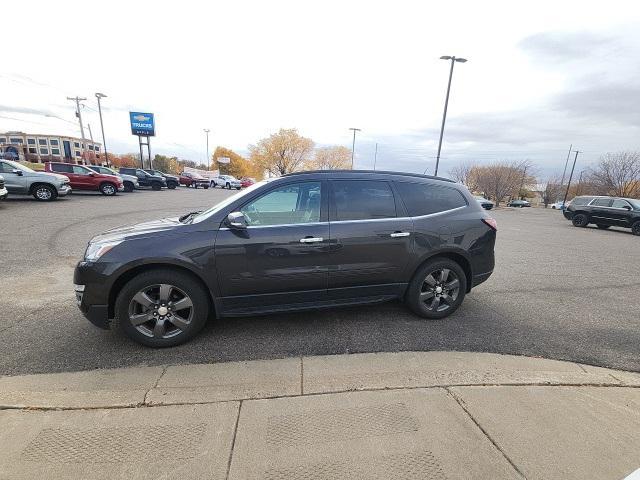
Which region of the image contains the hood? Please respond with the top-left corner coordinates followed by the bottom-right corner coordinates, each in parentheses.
top-left (91, 216), bottom-right (182, 243)
top-left (120, 173), bottom-right (138, 182)
top-left (99, 173), bottom-right (122, 182)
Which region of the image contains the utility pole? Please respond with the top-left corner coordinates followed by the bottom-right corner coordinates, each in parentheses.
top-left (95, 93), bottom-right (109, 167)
top-left (558, 144), bottom-right (572, 200)
top-left (349, 127), bottom-right (361, 169)
top-left (373, 142), bottom-right (378, 170)
top-left (87, 123), bottom-right (94, 141)
top-left (67, 96), bottom-right (87, 164)
top-left (562, 150), bottom-right (581, 207)
top-left (203, 129), bottom-right (210, 170)
top-left (435, 55), bottom-right (467, 176)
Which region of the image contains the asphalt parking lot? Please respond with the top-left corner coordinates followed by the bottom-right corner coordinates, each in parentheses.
top-left (1, 188), bottom-right (638, 375)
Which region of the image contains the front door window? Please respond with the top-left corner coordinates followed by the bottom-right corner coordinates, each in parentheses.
top-left (241, 182), bottom-right (321, 226)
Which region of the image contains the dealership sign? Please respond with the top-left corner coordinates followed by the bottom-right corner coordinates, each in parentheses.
top-left (129, 112), bottom-right (155, 136)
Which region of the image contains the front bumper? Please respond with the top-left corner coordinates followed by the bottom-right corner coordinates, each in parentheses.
top-left (117, 184), bottom-right (125, 192)
top-left (74, 261), bottom-right (112, 329)
top-left (58, 185), bottom-right (72, 196)
top-left (563, 210), bottom-right (573, 220)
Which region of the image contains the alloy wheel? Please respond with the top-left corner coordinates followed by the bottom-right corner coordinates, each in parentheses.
top-left (36, 187), bottom-right (52, 200)
top-left (103, 184), bottom-right (115, 195)
top-left (128, 284), bottom-right (194, 339)
top-left (419, 268), bottom-right (460, 312)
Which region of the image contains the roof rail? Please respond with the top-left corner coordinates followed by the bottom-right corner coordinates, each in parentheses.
top-left (282, 169), bottom-right (455, 183)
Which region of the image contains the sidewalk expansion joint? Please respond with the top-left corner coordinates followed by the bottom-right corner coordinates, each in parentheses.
top-left (225, 400), bottom-right (243, 480)
top-left (445, 387), bottom-right (527, 479)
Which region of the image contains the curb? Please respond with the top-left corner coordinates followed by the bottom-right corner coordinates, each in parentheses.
top-left (1, 351), bottom-right (639, 410)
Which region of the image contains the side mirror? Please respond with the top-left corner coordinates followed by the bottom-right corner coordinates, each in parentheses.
top-left (12, 169), bottom-right (23, 176)
top-left (623, 205), bottom-right (632, 211)
top-left (226, 211), bottom-right (247, 229)
top-left (88, 172), bottom-right (95, 176)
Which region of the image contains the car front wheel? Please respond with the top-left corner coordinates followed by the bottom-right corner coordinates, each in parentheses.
top-left (100, 182), bottom-right (117, 196)
top-left (114, 269), bottom-right (210, 347)
top-left (632, 221), bottom-right (640, 236)
top-left (32, 184), bottom-right (58, 201)
top-left (406, 258), bottom-right (467, 320)
top-left (572, 213), bottom-right (589, 227)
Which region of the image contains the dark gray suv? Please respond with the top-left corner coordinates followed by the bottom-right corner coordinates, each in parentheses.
top-left (74, 170), bottom-right (497, 347)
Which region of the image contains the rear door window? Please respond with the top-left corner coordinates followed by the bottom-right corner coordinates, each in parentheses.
top-left (395, 182), bottom-right (467, 216)
top-left (591, 198), bottom-right (613, 207)
top-left (331, 180), bottom-right (396, 221)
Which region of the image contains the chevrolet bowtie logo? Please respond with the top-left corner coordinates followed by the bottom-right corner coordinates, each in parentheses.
top-left (133, 114), bottom-right (150, 122)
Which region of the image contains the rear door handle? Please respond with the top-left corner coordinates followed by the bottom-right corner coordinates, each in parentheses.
top-left (390, 232), bottom-right (410, 238)
top-left (300, 237), bottom-right (324, 243)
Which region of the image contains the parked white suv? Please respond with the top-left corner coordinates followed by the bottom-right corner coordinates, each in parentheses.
top-left (211, 175), bottom-right (241, 190)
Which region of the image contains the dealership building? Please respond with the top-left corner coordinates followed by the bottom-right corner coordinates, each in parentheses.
top-left (0, 131), bottom-right (102, 164)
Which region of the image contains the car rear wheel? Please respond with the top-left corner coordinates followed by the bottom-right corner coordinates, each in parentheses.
top-left (123, 182), bottom-right (134, 193)
top-left (572, 213), bottom-right (589, 227)
top-left (151, 182), bottom-right (162, 191)
top-left (597, 224), bottom-right (610, 230)
top-left (406, 258), bottom-right (467, 320)
top-left (632, 221), bottom-right (640, 236)
top-left (32, 184), bottom-right (57, 201)
top-left (114, 269), bottom-right (210, 347)
top-left (203, 184), bottom-right (209, 189)
top-left (167, 182), bottom-right (177, 190)
top-left (100, 182), bottom-right (117, 196)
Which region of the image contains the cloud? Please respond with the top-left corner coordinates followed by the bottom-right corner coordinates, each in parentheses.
top-left (0, 105), bottom-right (53, 116)
top-left (518, 31), bottom-right (619, 63)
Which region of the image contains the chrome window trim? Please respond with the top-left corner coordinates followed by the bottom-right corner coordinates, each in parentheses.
top-left (330, 205), bottom-right (467, 224)
top-left (219, 221), bottom-right (329, 231)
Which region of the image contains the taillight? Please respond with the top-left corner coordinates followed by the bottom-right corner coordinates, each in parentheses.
top-left (482, 217), bottom-right (497, 231)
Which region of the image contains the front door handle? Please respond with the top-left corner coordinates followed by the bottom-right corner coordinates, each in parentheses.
top-left (390, 231), bottom-right (410, 238)
top-left (300, 237), bottom-right (324, 243)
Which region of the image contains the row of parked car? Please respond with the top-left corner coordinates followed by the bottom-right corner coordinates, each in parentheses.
top-left (0, 159), bottom-right (255, 202)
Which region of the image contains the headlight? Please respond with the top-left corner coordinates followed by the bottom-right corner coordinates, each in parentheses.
top-left (84, 240), bottom-right (122, 261)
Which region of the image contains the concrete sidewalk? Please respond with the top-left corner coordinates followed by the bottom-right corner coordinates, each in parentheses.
top-left (1, 351), bottom-right (639, 479)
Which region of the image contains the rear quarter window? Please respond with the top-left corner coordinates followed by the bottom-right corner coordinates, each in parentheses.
top-left (571, 197), bottom-right (592, 206)
top-left (395, 182), bottom-right (468, 216)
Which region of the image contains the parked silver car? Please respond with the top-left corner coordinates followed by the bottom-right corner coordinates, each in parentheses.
top-left (88, 165), bottom-right (139, 192)
top-left (211, 175), bottom-right (242, 189)
top-left (0, 159), bottom-right (71, 201)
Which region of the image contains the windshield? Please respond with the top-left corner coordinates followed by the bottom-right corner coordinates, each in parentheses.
top-left (5, 160), bottom-right (35, 173)
top-left (628, 199), bottom-right (640, 209)
top-left (191, 180), bottom-right (270, 224)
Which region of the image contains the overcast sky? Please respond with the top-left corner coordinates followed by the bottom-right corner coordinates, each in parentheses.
top-left (2, 0), bottom-right (639, 177)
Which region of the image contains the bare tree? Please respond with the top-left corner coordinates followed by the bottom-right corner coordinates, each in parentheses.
top-left (473, 161), bottom-right (529, 207)
top-left (448, 161), bottom-right (477, 191)
top-left (588, 152), bottom-right (640, 198)
top-left (249, 128), bottom-right (315, 176)
top-left (540, 175), bottom-right (563, 207)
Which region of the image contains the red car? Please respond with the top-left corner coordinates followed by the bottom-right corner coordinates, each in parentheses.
top-left (179, 172), bottom-right (210, 189)
top-left (240, 177), bottom-right (256, 188)
top-left (45, 162), bottom-right (124, 196)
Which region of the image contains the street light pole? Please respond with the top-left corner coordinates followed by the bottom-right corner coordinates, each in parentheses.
top-left (95, 93), bottom-right (109, 167)
top-left (349, 127), bottom-right (361, 169)
top-left (434, 55), bottom-right (467, 177)
top-left (203, 129), bottom-right (210, 170)
top-left (562, 150), bottom-right (581, 207)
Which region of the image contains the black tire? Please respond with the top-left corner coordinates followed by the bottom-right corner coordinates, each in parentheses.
top-left (632, 221), bottom-right (640, 236)
top-left (406, 258), bottom-right (467, 320)
top-left (596, 224), bottom-right (610, 230)
top-left (31, 184), bottom-right (58, 201)
top-left (236, 187), bottom-right (241, 190)
top-left (99, 182), bottom-right (117, 196)
top-left (114, 269), bottom-right (210, 347)
top-left (203, 184), bottom-right (209, 189)
top-left (167, 182), bottom-right (177, 190)
top-left (123, 182), bottom-right (134, 193)
top-left (572, 213), bottom-right (589, 227)
top-left (151, 182), bottom-right (162, 191)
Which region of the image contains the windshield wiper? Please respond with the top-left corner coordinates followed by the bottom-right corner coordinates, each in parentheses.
top-left (179, 210), bottom-right (203, 223)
